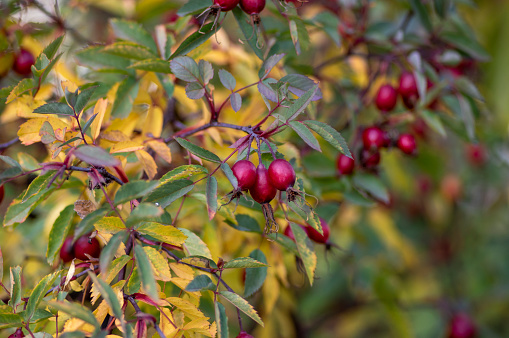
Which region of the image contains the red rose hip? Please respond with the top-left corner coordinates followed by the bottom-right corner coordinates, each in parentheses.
top-left (397, 134), bottom-right (417, 155)
top-left (362, 126), bottom-right (385, 150)
top-left (306, 218), bottom-right (330, 244)
top-left (213, 0), bottom-right (240, 11)
top-left (447, 313), bottom-right (477, 338)
top-left (375, 84), bottom-right (398, 112)
top-left (8, 328), bottom-right (25, 338)
top-left (231, 160), bottom-right (257, 190)
top-left (13, 48), bottom-right (35, 76)
top-left (336, 154), bottom-right (355, 175)
top-left (249, 164), bottom-right (277, 204)
top-left (360, 149), bottom-right (381, 169)
top-left (240, 0), bottom-right (266, 15)
top-left (74, 234), bottom-right (101, 261)
top-left (268, 159), bottom-right (296, 191)
top-left (0, 185), bottom-right (4, 205)
top-left (236, 332), bottom-right (254, 338)
top-left (398, 71), bottom-right (419, 109)
top-left (59, 236), bottom-right (75, 263)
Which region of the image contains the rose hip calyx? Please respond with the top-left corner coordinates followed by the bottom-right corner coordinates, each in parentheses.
top-left (268, 159), bottom-right (296, 191)
top-left (231, 160), bottom-right (257, 190)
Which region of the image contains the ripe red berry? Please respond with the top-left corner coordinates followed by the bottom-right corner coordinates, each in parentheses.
top-left (13, 49), bottom-right (35, 76)
top-left (360, 149), bottom-right (381, 169)
top-left (268, 159), bottom-right (296, 191)
top-left (249, 164), bottom-right (277, 204)
top-left (447, 313), bottom-right (477, 338)
top-left (375, 84), bottom-right (398, 112)
top-left (240, 0), bottom-right (266, 15)
top-left (336, 154), bottom-right (355, 175)
top-left (213, 0), bottom-right (240, 11)
top-left (74, 234), bottom-right (101, 261)
top-left (397, 134), bottom-right (417, 155)
top-left (236, 332), bottom-right (254, 338)
top-left (8, 328), bottom-right (25, 338)
top-left (284, 225), bottom-right (295, 241)
top-left (0, 185), bottom-right (4, 205)
top-left (306, 218), bottom-right (330, 244)
top-left (231, 160), bottom-right (257, 190)
top-left (398, 71), bottom-right (419, 109)
top-left (59, 236), bottom-right (75, 263)
top-left (362, 126), bottom-right (385, 150)
top-left (466, 144), bottom-right (486, 166)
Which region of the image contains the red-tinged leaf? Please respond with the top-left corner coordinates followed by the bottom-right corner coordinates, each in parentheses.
top-left (74, 145), bottom-right (121, 167)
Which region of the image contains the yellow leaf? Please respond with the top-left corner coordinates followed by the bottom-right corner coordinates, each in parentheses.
top-left (18, 117), bottom-right (67, 145)
top-left (92, 98), bottom-right (108, 141)
top-left (136, 149), bottom-right (157, 179)
top-left (61, 80), bottom-right (79, 94)
top-left (263, 268), bottom-right (280, 316)
top-left (169, 263), bottom-right (195, 280)
top-left (102, 130), bottom-right (130, 142)
top-left (170, 278), bottom-right (201, 299)
top-left (144, 246), bottom-right (172, 281)
top-left (107, 112), bottom-right (140, 137)
top-left (93, 300), bottom-right (110, 328)
top-left (160, 307), bottom-right (179, 336)
top-left (94, 217), bottom-right (126, 234)
top-left (166, 297), bottom-right (205, 319)
top-left (142, 106), bottom-right (163, 138)
top-left (147, 140), bottom-right (172, 164)
top-left (110, 140), bottom-right (145, 153)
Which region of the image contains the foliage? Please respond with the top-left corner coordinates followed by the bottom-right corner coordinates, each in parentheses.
top-left (0, 0), bottom-right (505, 337)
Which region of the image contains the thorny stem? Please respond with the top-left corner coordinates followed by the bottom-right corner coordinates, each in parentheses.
top-left (68, 166), bottom-right (124, 186)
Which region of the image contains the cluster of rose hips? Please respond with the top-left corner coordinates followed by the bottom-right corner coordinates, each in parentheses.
top-left (59, 233), bottom-right (102, 263)
top-left (213, 0), bottom-right (266, 16)
top-left (231, 158), bottom-right (296, 205)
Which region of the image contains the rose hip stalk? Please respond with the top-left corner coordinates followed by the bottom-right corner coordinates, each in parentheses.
top-left (197, 0), bottom-right (240, 33)
top-left (239, 0), bottom-right (266, 48)
top-left (249, 163), bottom-right (278, 234)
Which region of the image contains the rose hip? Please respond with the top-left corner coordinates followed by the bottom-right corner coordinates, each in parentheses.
top-left (268, 159), bottom-right (296, 191)
top-left (240, 0), bottom-right (266, 15)
top-left (362, 126), bottom-right (385, 150)
top-left (13, 48), bottom-right (34, 76)
top-left (306, 218), bottom-right (330, 244)
top-left (249, 164), bottom-right (277, 204)
top-left (336, 154), bottom-right (355, 175)
top-left (375, 84), bottom-right (398, 112)
top-left (231, 160), bottom-right (257, 190)
top-left (213, 0), bottom-right (240, 11)
top-left (74, 234), bottom-right (101, 261)
top-left (399, 71), bottom-right (419, 109)
top-left (397, 134), bottom-right (417, 155)
top-left (59, 236), bottom-right (75, 263)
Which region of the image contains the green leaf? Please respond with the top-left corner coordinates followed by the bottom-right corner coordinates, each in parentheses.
top-left (206, 176), bottom-right (217, 220)
top-left (215, 301), bottom-right (228, 338)
top-left (244, 249), bottom-right (268, 298)
top-left (219, 291), bottom-right (264, 327)
top-left (177, 0), bottom-right (212, 16)
top-left (313, 11), bottom-right (341, 46)
top-left (128, 59), bottom-right (172, 73)
top-left (42, 35), bottom-right (65, 60)
top-left (279, 84), bottom-right (319, 121)
top-left (457, 94), bottom-right (475, 141)
top-left (25, 271), bottom-right (59, 321)
top-left (114, 180), bottom-right (159, 205)
top-left (218, 69), bottom-right (236, 91)
top-left (231, 92), bottom-right (242, 112)
top-left (289, 222), bottom-right (317, 286)
top-left (198, 59), bottom-right (214, 85)
top-left (169, 56), bottom-right (200, 82)
top-left (224, 257), bottom-right (267, 269)
top-left (39, 53), bottom-right (63, 83)
top-left (289, 121), bottom-right (321, 151)
top-left (134, 246), bottom-right (159, 302)
top-left (409, 0), bottom-right (433, 32)
top-left (304, 120), bottom-right (351, 158)
top-left (4, 184), bottom-right (55, 227)
top-left (419, 110), bottom-right (446, 136)
top-left (103, 42), bottom-right (157, 60)
top-left (100, 231), bottom-right (128, 276)
top-left (21, 171), bottom-right (54, 202)
top-left (125, 203), bottom-right (165, 228)
top-left (6, 78), bottom-right (35, 103)
top-left (434, 0), bottom-right (451, 18)
top-left (220, 163), bottom-right (238, 189)
top-left (74, 208), bottom-right (109, 240)
top-left (169, 22), bottom-right (217, 59)
top-left (110, 19), bottom-right (159, 54)
top-left (160, 165), bottom-right (208, 184)
top-left (280, 74), bottom-right (323, 101)
top-left (33, 102), bottom-right (74, 116)
top-left (225, 214), bottom-right (261, 233)
top-left (353, 173), bottom-right (390, 203)
top-left (233, 7), bottom-right (264, 60)
top-left (46, 204), bottom-right (74, 264)
top-left (0, 313), bottom-right (23, 326)
top-left (179, 228), bottom-right (213, 259)
top-left (185, 275), bottom-right (215, 292)
top-left (289, 18), bottom-right (310, 55)
top-left (94, 217), bottom-right (126, 234)
top-left (0, 155), bottom-right (23, 181)
top-left (176, 138), bottom-right (221, 163)
top-left (48, 300), bottom-right (100, 328)
top-left (144, 179), bottom-right (195, 208)
top-left (74, 145), bottom-right (121, 167)
top-left (110, 76), bottom-right (140, 118)
top-left (75, 86), bottom-right (97, 114)
top-left (58, 137), bottom-right (82, 149)
top-left (76, 46), bottom-right (132, 72)
top-left (99, 255), bottom-right (131, 285)
top-left (137, 222), bottom-right (187, 246)
top-left (125, 267), bottom-right (141, 295)
top-left (9, 266), bottom-right (22, 310)
top-left (259, 54), bottom-right (285, 80)
top-left (454, 76), bottom-right (484, 101)
top-left (186, 82), bottom-right (206, 100)
top-left (441, 32), bottom-right (490, 62)
top-left (88, 272), bottom-right (124, 320)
